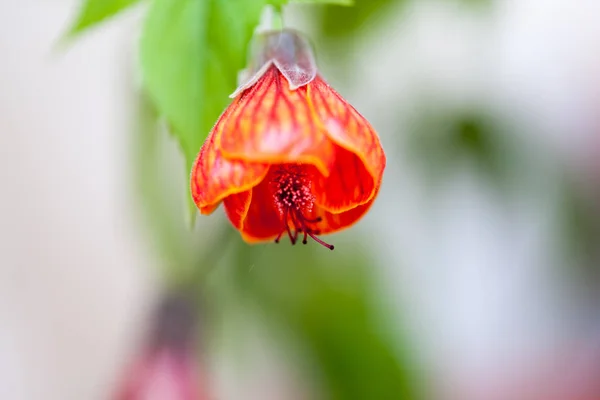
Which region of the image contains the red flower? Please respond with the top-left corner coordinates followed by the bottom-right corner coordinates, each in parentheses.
top-left (190, 30), bottom-right (385, 249)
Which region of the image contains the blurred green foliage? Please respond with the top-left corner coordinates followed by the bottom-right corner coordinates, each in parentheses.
top-left (318, 0), bottom-right (402, 40)
top-left (68, 0), bottom-right (141, 34)
top-left (406, 108), bottom-right (519, 191)
top-left (317, 0), bottom-right (490, 44)
top-left (293, 0), bottom-right (353, 4)
top-left (133, 91), bottom-right (207, 282)
top-left (556, 176), bottom-right (600, 273)
top-left (133, 90), bottom-right (240, 287)
top-left (226, 242), bottom-right (422, 400)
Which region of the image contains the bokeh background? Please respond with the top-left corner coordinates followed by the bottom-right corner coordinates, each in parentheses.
top-left (2, 0), bottom-right (600, 399)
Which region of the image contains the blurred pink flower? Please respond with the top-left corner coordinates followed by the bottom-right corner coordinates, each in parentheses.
top-left (113, 294), bottom-right (209, 400)
top-left (114, 347), bottom-right (207, 400)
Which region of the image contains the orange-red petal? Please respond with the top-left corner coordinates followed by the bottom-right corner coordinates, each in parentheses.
top-left (217, 66), bottom-right (336, 177)
top-left (190, 106), bottom-right (269, 214)
top-left (223, 190), bottom-right (252, 229)
top-left (307, 76), bottom-right (386, 190)
top-left (314, 185), bottom-right (380, 235)
top-left (236, 174), bottom-right (282, 242)
top-left (310, 145), bottom-right (375, 213)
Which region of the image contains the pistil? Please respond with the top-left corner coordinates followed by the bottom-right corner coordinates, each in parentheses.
top-left (271, 165), bottom-right (334, 250)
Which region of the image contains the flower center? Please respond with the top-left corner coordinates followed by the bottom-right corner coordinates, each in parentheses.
top-left (270, 165), bottom-right (334, 250)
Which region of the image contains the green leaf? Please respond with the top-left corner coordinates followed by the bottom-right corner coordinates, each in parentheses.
top-left (140, 0), bottom-right (268, 186)
top-left (290, 0), bottom-right (354, 5)
top-left (267, 0), bottom-right (353, 6)
top-left (68, 0), bottom-right (142, 34)
top-left (318, 0), bottom-right (402, 39)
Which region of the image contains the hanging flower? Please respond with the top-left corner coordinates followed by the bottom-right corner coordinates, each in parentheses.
top-left (113, 294), bottom-right (209, 400)
top-left (190, 29), bottom-right (386, 250)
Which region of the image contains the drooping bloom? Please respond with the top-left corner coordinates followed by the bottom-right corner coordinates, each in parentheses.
top-left (191, 29), bottom-right (386, 250)
top-left (114, 294), bottom-right (209, 400)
